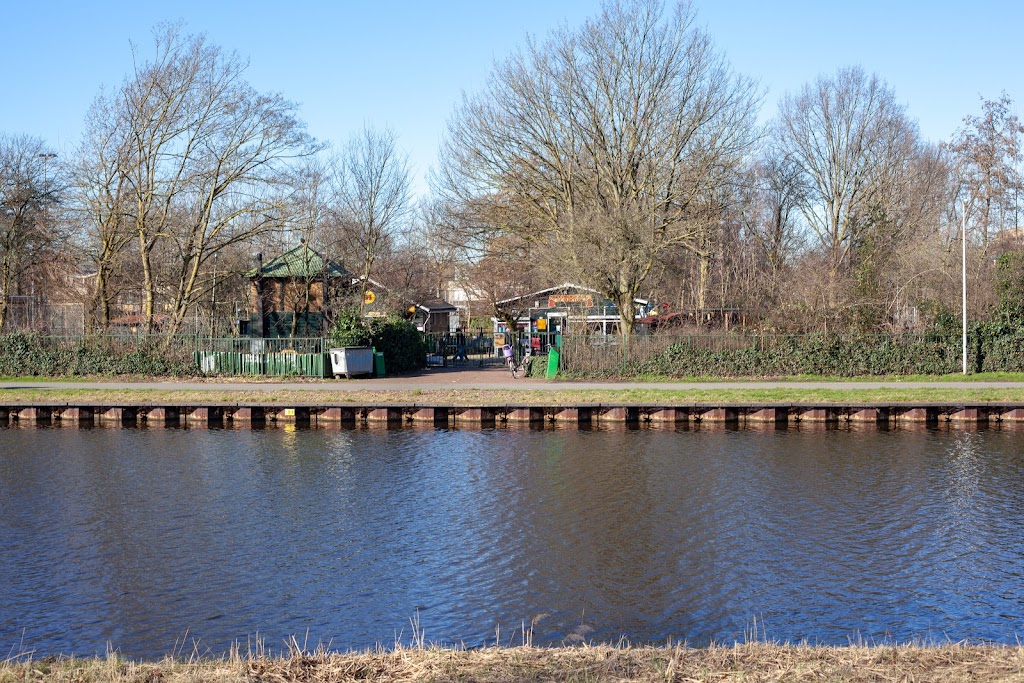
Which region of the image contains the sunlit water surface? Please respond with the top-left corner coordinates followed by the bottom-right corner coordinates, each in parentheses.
top-left (2, 424), bottom-right (1024, 657)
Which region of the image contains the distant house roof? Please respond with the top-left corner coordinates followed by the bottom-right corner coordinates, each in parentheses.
top-left (498, 283), bottom-right (648, 307)
top-left (496, 283), bottom-right (594, 306)
top-left (249, 245), bottom-right (349, 279)
top-left (417, 297), bottom-right (457, 313)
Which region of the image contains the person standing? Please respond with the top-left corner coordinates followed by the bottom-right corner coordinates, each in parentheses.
top-left (455, 329), bottom-right (468, 362)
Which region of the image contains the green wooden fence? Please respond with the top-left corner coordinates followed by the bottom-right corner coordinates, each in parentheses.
top-left (194, 351), bottom-right (330, 378)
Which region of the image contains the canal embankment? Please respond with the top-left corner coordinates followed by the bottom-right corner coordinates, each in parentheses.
top-left (8, 399), bottom-right (1024, 428)
top-left (9, 375), bottom-right (1024, 427)
top-left (3, 643), bottom-right (1023, 683)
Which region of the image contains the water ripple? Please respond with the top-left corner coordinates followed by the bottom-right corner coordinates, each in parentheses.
top-left (4, 425), bottom-right (1024, 655)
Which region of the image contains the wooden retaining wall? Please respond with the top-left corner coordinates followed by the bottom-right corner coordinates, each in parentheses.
top-left (4, 403), bottom-right (1024, 428)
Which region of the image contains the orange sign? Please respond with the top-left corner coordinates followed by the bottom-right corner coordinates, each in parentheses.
top-left (548, 294), bottom-right (593, 308)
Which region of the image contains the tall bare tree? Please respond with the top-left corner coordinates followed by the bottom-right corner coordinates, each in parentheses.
top-left (947, 94), bottom-right (1024, 245)
top-left (436, 0), bottom-right (759, 342)
top-left (739, 149), bottom-right (804, 299)
top-left (0, 135), bottom-right (61, 331)
top-left (283, 160), bottom-right (332, 336)
top-left (88, 23), bottom-right (317, 335)
top-left (777, 66), bottom-right (919, 280)
top-left (76, 95), bottom-right (134, 331)
top-left (330, 126), bottom-right (412, 310)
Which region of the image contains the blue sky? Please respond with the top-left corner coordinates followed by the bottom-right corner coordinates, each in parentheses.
top-left (3, 1), bottom-right (1021, 196)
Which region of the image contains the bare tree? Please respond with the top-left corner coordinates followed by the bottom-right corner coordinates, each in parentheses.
top-left (776, 66), bottom-right (919, 280)
top-left (91, 23), bottom-right (317, 336)
top-left (436, 0), bottom-right (759, 343)
top-left (283, 160), bottom-right (332, 336)
top-left (468, 234), bottom-right (545, 332)
top-left (75, 95), bottom-right (135, 331)
top-left (329, 126), bottom-right (412, 310)
top-left (416, 198), bottom-right (465, 302)
top-left (739, 148), bottom-right (804, 301)
top-left (0, 135), bottom-right (61, 331)
top-left (947, 93), bottom-right (1024, 245)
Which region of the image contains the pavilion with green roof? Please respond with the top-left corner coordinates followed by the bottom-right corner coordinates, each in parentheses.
top-left (247, 244), bottom-right (351, 339)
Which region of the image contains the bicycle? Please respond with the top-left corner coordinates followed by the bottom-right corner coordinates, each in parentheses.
top-left (509, 346), bottom-right (532, 378)
top-left (502, 344), bottom-right (516, 377)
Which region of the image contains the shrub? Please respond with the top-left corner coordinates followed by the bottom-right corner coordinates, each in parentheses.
top-left (526, 354), bottom-right (548, 378)
top-left (564, 333), bottom-right (970, 378)
top-left (0, 333), bottom-right (195, 377)
top-left (328, 310), bottom-right (427, 374)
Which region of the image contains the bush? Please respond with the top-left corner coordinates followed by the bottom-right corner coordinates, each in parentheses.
top-left (565, 333), bottom-right (969, 378)
top-left (0, 333), bottom-right (195, 377)
top-left (526, 354), bottom-right (548, 378)
top-left (328, 310), bottom-right (427, 374)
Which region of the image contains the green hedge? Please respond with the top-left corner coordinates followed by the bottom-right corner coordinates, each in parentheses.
top-left (567, 322), bottom-right (1024, 378)
top-left (0, 333), bottom-right (195, 377)
top-left (574, 334), bottom-right (970, 378)
top-left (526, 354), bottom-right (548, 378)
top-left (329, 311), bottom-right (427, 374)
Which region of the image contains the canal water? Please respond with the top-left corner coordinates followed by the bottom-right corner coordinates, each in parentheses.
top-left (2, 424), bottom-right (1024, 658)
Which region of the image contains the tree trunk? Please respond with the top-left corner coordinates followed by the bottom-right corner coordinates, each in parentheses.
top-left (90, 267), bottom-right (111, 333)
top-left (0, 255), bottom-right (12, 332)
top-left (697, 252), bottom-right (711, 312)
top-left (139, 234), bottom-right (156, 334)
top-left (615, 290), bottom-right (636, 355)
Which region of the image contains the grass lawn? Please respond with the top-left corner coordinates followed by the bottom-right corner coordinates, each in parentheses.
top-left (594, 371), bottom-right (1024, 383)
top-left (4, 385), bottom-right (1024, 406)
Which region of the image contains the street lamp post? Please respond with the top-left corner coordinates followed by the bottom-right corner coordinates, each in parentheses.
top-left (211, 253), bottom-right (218, 338)
top-left (38, 152), bottom-right (56, 180)
top-left (37, 153), bottom-right (57, 330)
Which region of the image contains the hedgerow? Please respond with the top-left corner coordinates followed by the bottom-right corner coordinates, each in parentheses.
top-left (561, 321), bottom-right (1024, 379)
top-left (0, 333), bottom-right (195, 377)
top-left (630, 335), bottom-right (961, 378)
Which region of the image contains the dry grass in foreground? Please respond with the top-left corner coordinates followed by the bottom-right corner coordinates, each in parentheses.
top-left (3, 643), bottom-right (1024, 683)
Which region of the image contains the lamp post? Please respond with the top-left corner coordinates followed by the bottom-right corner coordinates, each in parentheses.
top-left (962, 200), bottom-right (968, 375)
top-left (211, 252), bottom-right (218, 338)
top-left (37, 153), bottom-right (56, 330)
top-left (38, 152), bottom-right (56, 188)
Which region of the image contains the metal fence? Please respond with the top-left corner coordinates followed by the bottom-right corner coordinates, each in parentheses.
top-left (194, 350), bottom-right (329, 377)
top-left (422, 331), bottom-right (511, 367)
top-left (8, 332), bottom-right (533, 375)
top-left (3, 299), bottom-right (85, 335)
top-left (559, 332), bottom-right (933, 375)
top-left (11, 334), bottom-right (327, 355)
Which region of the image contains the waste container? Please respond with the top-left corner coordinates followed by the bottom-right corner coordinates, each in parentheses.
top-left (329, 347), bottom-right (374, 378)
top-left (374, 350), bottom-right (386, 377)
top-left (545, 347), bottom-right (560, 379)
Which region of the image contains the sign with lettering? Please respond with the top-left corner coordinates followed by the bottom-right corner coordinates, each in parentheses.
top-left (547, 294), bottom-right (593, 308)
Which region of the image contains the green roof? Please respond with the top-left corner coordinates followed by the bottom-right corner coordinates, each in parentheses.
top-left (249, 245), bottom-right (349, 279)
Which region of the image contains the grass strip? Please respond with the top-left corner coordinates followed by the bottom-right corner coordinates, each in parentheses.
top-left (6, 387), bottom-right (1024, 406)
top-left (613, 371), bottom-right (1024, 383)
top-left (7, 371), bottom-right (1024, 384)
top-left (2, 643), bottom-right (1023, 683)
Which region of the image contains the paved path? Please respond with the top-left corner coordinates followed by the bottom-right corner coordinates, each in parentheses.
top-left (4, 365), bottom-right (1024, 392)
